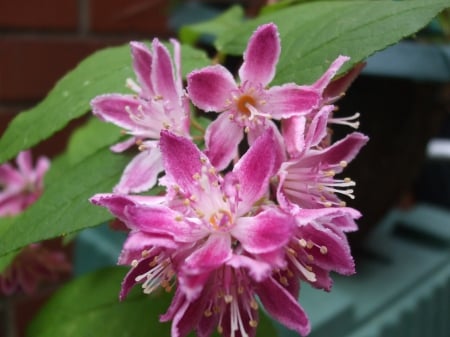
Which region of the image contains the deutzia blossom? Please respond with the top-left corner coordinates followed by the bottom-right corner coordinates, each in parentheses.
top-left (91, 130), bottom-right (314, 337)
top-left (91, 38), bottom-right (190, 193)
top-left (0, 151), bottom-right (71, 295)
top-left (187, 23), bottom-right (320, 170)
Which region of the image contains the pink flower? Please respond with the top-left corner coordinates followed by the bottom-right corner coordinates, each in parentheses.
top-left (277, 207), bottom-right (360, 295)
top-left (0, 150), bottom-right (49, 216)
top-left (91, 39), bottom-right (190, 193)
top-left (0, 151), bottom-right (71, 296)
top-left (91, 130), bottom-right (313, 337)
top-left (0, 243), bottom-right (71, 296)
top-left (276, 106), bottom-right (369, 210)
top-left (187, 23), bottom-right (320, 170)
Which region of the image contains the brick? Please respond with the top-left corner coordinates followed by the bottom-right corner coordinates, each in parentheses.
top-left (90, 0), bottom-right (171, 36)
top-left (0, 35), bottom-right (126, 101)
top-left (0, 0), bottom-right (78, 31)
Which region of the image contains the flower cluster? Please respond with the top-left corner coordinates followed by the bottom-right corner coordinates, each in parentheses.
top-left (90, 23), bottom-right (368, 337)
top-left (0, 151), bottom-right (71, 295)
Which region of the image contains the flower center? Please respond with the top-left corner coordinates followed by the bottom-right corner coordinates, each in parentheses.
top-left (236, 94), bottom-right (256, 117)
top-left (209, 209), bottom-right (233, 231)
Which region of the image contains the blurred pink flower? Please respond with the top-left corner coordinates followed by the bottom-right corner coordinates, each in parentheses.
top-left (0, 151), bottom-right (71, 296)
top-left (0, 150), bottom-right (49, 216)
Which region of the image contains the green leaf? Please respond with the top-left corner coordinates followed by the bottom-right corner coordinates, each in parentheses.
top-left (28, 266), bottom-right (280, 337)
top-left (179, 5), bottom-right (245, 45)
top-left (0, 43), bottom-right (209, 164)
top-left (216, 0), bottom-right (450, 85)
top-left (27, 267), bottom-right (172, 337)
top-left (0, 147), bottom-right (130, 256)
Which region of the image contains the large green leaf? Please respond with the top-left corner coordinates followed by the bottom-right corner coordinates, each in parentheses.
top-left (27, 267), bottom-right (173, 337)
top-left (0, 43), bottom-right (209, 164)
top-left (216, 0), bottom-right (449, 85)
top-left (28, 266), bottom-right (280, 337)
top-left (0, 147), bottom-right (130, 256)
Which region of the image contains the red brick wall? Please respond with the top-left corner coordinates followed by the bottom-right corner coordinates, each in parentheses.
top-left (0, 0), bottom-right (267, 157)
top-left (0, 0), bottom-right (174, 149)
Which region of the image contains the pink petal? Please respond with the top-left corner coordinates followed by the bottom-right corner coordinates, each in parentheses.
top-left (126, 204), bottom-right (202, 242)
top-left (151, 39), bottom-right (180, 105)
top-left (233, 129), bottom-right (276, 214)
top-left (130, 41), bottom-right (154, 97)
top-left (256, 277), bottom-right (311, 336)
top-left (299, 224), bottom-right (355, 275)
top-left (159, 131), bottom-right (204, 192)
top-left (239, 23), bottom-right (280, 86)
top-left (187, 65), bottom-right (237, 112)
top-left (294, 207), bottom-right (361, 231)
top-left (89, 193), bottom-right (164, 221)
top-left (265, 84), bottom-right (320, 119)
top-left (91, 94), bottom-right (145, 131)
top-left (16, 150), bottom-right (33, 176)
top-left (324, 62), bottom-right (365, 103)
top-left (0, 163), bottom-right (23, 186)
top-left (114, 147), bottom-right (164, 194)
top-left (312, 55), bottom-right (350, 94)
top-left (227, 254), bottom-right (272, 282)
top-left (183, 233), bottom-right (232, 275)
top-left (204, 112), bottom-right (243, 170)
top-left (110, 137), bottom-right (138, 153)
top-left (119, 255), bottom-right (154, 300)
top-left (301, 132), bottom-right (369, 170)
top-left (232, 208), bottom-right (294, 255)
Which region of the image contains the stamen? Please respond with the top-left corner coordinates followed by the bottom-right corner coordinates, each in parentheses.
top-left (329, 112), bottom-right (360, 129)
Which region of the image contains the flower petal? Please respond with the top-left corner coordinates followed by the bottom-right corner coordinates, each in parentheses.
top-left (265, 84), bottom-right (320, 119)
top-left (300, 132), bottom-right (369, 171)
top-left (233, 129), bottom-right (276, 213)
top-left (256, 277), bottom-right (311, 336)
top-left (125, 204), bottom-right (202, 242)
top-left (227, 255), bottom-right (272, 282)
top-left (187, 65), bottom-right (237, 112)
top-left (159, 131), bottom-right (204, 192)
top-left (232, 208), bottom-right (294, 255)
top-left (151, 39), bottom-right (180, 105)
top-left (114, 147), bottom-right (164, 194)
top-left (130, 41), bottom-right (154, 97)
top-left (91, 94), bottom-right (145, 131)
top-left (204, 112), bottom-right (243, 170)
top-left (239, 23), bottom-right (280, 86)
top-left (183, 233), bottom-right (232, 275)
top-left (312, 55), bottom-right (350, 94)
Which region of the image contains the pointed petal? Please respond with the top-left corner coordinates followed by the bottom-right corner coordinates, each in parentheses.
top-left (183, 234), bottom-right (232, 275)
top-left (187, 65), bottom-right (237, 112)
top-left (233, 130), bottom-right (276, 213)
top-left (301, 132), bottom-right (369, 171)
top-left (204, 112), bottom-right (243, 170)
top-left (0, 163), bottom-right (23, 186)
top-left (89, 193), bottom-right (165, 221)
top-left (324, 62), bottom-right (365, 103)
top-left (294, 207), bottom-right (361, 231)
top-left (151, 39), bottom-right (180, 104)
top-left (159, 131), bottom-right (204, 192)
top-left (114, 147), bottom-right (164, 194)
top-left (227, 255), bottom-right (272, 282)
top-left (130, 41), bottom-right (154, 97)
top-left (265, 84), bottom-right (320, 119)
top-left (239, 23), bottom-right (280, 86)
top-left (119, 255), bottom-right (153, 300)
top-left (126, 204), bottom-right (203, 242)
top-left (232, 208), bottom-right (293, 255)
top-left (91, 94), bottom-right (145, 131)
top-left (110, 137), bottom-right (138, 153)
top-left (257, 277), bottom-right (311, 336)
top-left (312, 55), bottom-right (350, 94)
top-left (16, 150), bottom-right (34, 177)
